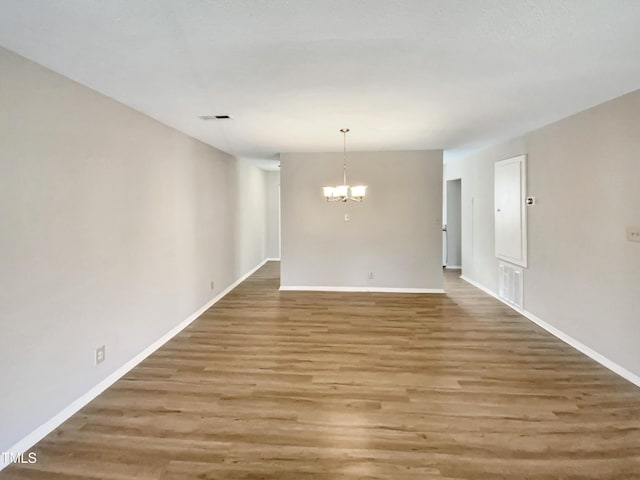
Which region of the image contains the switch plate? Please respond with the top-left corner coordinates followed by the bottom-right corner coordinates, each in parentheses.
top-left (344, 213), bottom-right (350, 222)
top-left (627, 226), bottom-right (640, 243)
top-left (95, 345), bottom-right (105, 365)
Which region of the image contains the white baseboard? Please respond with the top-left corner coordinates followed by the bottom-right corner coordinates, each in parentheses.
top-left (1, 257), bottom-right (271, 472)
top-left (265, 257), bottom-right (281, 261)
top-left (445, 265), bottom-right (462, 270)
top-left (459, 275), bottom-right (640, 389)
top-left (459, 275), bottom-right (497, 298)
top-left (279, 285), bottom-right (445, 293)
top-left (518, 310), bottom-right (640, 388)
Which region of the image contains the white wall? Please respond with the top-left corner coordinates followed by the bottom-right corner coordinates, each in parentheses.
top-left (444, 88), bottom-right (640, 380)
top-left (265, 171), bottom-right (281, 258)
top-left (280, 150), bottom-right (443, 290)
top-left (0, 46), bottom-right (271, 452)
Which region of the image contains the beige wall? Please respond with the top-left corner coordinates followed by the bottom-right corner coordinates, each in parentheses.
top-left (280, 150), bottom-right (443, 290)
top-left (0, 46), bottom-right (271, 451)
top-left (444, 88), bottom-right (640, 380)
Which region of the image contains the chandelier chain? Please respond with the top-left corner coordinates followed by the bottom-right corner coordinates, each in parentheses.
top-left (343, 128), bottom-right (348, 185)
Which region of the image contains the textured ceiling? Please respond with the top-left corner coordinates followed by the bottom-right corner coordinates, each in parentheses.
top-left (1, 0), bottom-right (640, 168)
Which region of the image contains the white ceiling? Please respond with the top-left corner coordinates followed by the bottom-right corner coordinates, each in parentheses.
top-left (1, 1), bottom-right (640, 169)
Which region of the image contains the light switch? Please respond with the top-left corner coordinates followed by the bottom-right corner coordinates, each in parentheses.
top-left (344, 213), bottom-right (350, 222)
top-left (627, 226), bottom-right (640, 243)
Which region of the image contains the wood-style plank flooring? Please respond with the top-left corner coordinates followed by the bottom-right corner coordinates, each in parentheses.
top-left (3, 262), bottom-right (640, 479)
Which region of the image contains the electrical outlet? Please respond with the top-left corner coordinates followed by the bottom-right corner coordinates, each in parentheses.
top-left (627, 226), bottom-right (640, 243)
top-left (210, 280), bottom-right (215, 290)
top-left (95, 345), bottom-right (105, 365)
top-left (368, 272), bottom-right (374, 280)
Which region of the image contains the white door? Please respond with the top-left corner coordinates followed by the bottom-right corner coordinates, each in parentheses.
top-left (445, 179), bottom-right (462, 268)
top-left (494, 155), bottom-right (527, 267)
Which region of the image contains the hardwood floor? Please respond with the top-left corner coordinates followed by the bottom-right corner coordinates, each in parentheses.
top-left (3, 262), bottom-right (640, 479)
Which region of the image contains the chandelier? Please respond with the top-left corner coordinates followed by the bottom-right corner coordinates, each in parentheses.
top-left (322, 128), bottom-right (367, 202)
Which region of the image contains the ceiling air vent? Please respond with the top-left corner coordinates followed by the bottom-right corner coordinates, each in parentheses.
top-left (199, 115), bottom-right (231, 120)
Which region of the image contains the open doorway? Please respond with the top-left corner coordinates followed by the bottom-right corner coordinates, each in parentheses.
top-left (444, 179), bottom-right (462, 270)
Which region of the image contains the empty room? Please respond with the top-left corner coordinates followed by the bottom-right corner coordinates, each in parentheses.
top-left (1, 1), bottom-right (639, 479)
